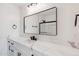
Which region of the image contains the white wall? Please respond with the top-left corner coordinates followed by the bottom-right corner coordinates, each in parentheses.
top-left (68, 4), bottom-right (79, 42)
top-left (21, 3), bottom-right (79, 43)
top-left (0, 3), bottom-right (20, 55)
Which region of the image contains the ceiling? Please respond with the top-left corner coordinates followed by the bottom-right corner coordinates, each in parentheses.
top-left (14, 3), bottom-right (31, 8)
top-left (14, 3), bottom-right (38, 8)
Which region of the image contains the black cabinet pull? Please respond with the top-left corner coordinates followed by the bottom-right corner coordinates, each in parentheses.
top-left (11, 50), bottom-right (14, 52)
top-left (11, 43), bottom-right (14, 45)
top-left (9, 46), bottom-right (10, 50)
top-left (31, 54), bottom-right (34, 56)
top-left (17, 52), bottom-right (21, 56)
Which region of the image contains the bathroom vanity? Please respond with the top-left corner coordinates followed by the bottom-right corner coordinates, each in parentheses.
top-left (7, 39), bottom-right (32, 56)
top-left (7, 36), bottom-right (45, 56)
top-left (7, 36), bottom-right (79, 56)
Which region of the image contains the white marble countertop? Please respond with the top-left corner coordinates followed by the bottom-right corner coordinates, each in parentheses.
top-left (8, 36), bottom-right (36, 48)
top-left (8, 36), bottom-right (79, 56)
top-left (32, 40), bottom-right (79, 56)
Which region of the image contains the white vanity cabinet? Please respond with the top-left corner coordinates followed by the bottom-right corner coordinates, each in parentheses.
top-left (7, 39), bottom-right (46, 56)
top-left (7, 39), bottom-right (32, 56)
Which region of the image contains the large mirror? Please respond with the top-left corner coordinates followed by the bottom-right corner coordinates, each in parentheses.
top-left (23, 14), bottom-right (39, 34)
top-left (23, 7), bottom-right (57, 35)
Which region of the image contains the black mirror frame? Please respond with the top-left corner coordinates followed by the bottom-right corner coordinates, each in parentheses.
top-left (39, 7), bottom-right (57, 36)
top-left (75, 14), bottom-right (79, 27)
top-left (23, 7), bottom-right (57, 36)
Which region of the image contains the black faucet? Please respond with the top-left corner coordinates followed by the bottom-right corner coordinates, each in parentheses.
top-left (30, 36), bottom-right (37, 41)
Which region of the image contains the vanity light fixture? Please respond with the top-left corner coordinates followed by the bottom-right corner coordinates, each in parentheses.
top-left (27, 3), bottom-right (37, 8)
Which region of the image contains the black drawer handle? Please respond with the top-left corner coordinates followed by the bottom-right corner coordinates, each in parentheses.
top-left (17, 52), bottom-right (21, 56)
top-left (11, 50), bottom-right (14, 52)
top-left (9, 46), bottom-right (10, 50)
top-left (31, 54), bottom-right (34, 56)
top-left (11, 43), bottom-right (14, 45)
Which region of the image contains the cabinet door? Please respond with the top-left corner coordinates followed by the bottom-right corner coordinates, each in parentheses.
top-left (14, 41), bottom-right (32, 56)
top-left (14, 48), bottom-right (28, 56)
top-left (25, 15), bottom-right (39, 34)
